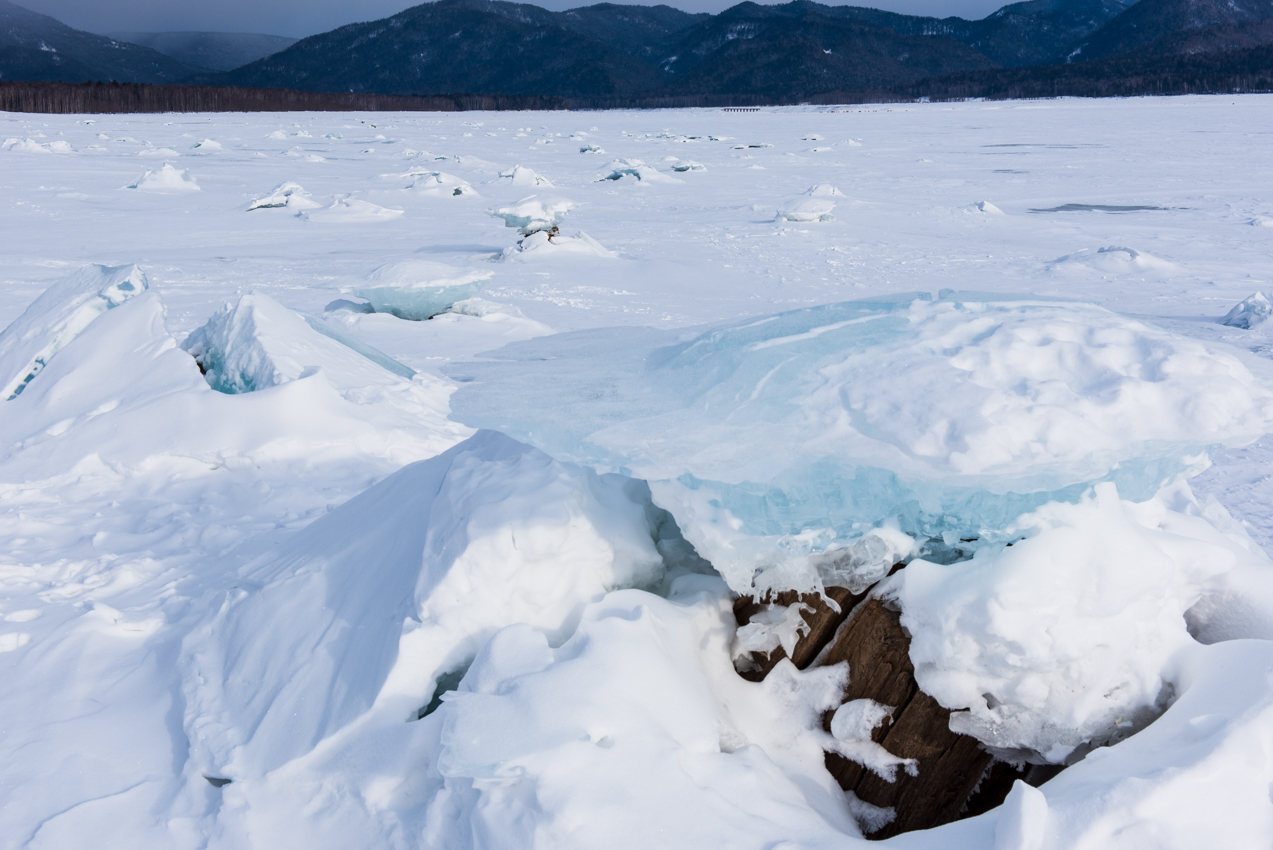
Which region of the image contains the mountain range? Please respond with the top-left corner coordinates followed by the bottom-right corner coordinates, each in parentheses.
top-left (2, 0), bottom-right (1272, 101)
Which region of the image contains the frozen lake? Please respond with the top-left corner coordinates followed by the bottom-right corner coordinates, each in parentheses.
top-left (2, 95), bottom-right (1273, 849)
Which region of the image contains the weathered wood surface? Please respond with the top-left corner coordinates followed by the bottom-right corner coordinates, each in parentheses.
top-left (733, 576), bottom-right (1021, 839)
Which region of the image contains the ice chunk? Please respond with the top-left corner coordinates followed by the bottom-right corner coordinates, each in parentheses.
top-left (971, 200), bottom-right (1004, 214)
top-left (447, 295), bottom-right (1273, 593)
top-left (139, 145), bottom-right (179, 158)
top-left (597, 158), bottom-right (682, 184)
top-left (579, 143), bottom-right (605, 154)
top-left (490, 195), bottom-right (577, 236)
top-left (498, 165), bottom-right (552, 187)
top-left (191, 139), bottom-right (221, 150)
top-left (893, 481), bottom-right (1268, 761)
top-left (0, 264), bottom-right (148, 400)
top-left (181, 290), bottom-right (415, 394)
top-left (342, 260), bottom-right (493, 320)
top-left (1223, 292), bottom-right (1273, 329)
top-left (670, 159), bottom-right (706, 172)
top-left (181, 430), bottom-right (668, 773)
top-left (246, 181), bottom-right (321, 211)
top-left (777, 184), bottom-right (841, 222)
top-left (126, 163), bottom-right (199, 192)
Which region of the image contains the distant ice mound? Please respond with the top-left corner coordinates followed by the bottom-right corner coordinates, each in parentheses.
top-left (670, 159), bottom-right (706, 172)
top-left (191, 139), bottom-right (221, 151)
top-left (1223, 292), bottom-right (1273, 329)
top-left (408, 170), bottom-right (477, 197)
top-left (139, 145), bottom-right (179, 158)
top-left (181, 430), bottom-right (674, 774)
top-left (502, 230), bottom-right (616, 262)
top-left (0, 264), bottom-right (148, 400)
top-left (490, 195), bottom-right (578, 236)
top-left (307, 198), bottom-right (403, 222)
top-left (182, 290), bottom-right (415, 395)
top-left (1049, 246), bottom-right (1177, 275)
top-left (343, 260), bottom-right (493, 320)
top-left (127, 163), bottom-right (199, 192)
top-left (597, 159), bottom-right (682, 184)
top-left (3, 138), bottom-right (74, 154)
top-left (447, 293), bottom-right (1273, 593)
top-left (498, 165), bottom-right (553, 187)
top-left (970, 200), bottom-right (1004, 215)
top-left (777, 184), bottom-right (840, 222)
top-left (579, 143), bottom-right (605, 154)
top-left (246, 181), bottom-right (321, 211)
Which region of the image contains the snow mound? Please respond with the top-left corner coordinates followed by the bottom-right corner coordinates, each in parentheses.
top-left (498, 165), bottom-right (552, 187)
top-left (1223, 291), bottom-right (1273, 329)
top-left (307, 198), bottom-right (403, 222)
top-left (246, 181), bottom-right (321, 211)
top-left (447, 293), bottom-right (1273, 593)
top-left (501, 230), bottom-right (616, 261)
top-left (598, 158), bottom-right (683, 184)
top-left (182, 290), bottom-right (416, 395)
top-left (138, 145), bottom-right (178, 158)
top-left (409, 171), bottom-right (477, 197)
top-left (1250, 215), bottom-right (1273, 227)
top-left (181, 430), bottom-right (671, 774)
top-left (423, 585), bottom-right (867, 849)
top-left (777, 184), bottom-right (841, 222)
top-left (0, 263), bottom-right (148, 400)
top-left (671, 159), bottom-right (706, 172)
top-left (3, 137), bottom-right (74, 153)
top-left (191, 139), bottom-right (221, 150)
top-left (1050, 246), bottom-right (1178, 275)
top-left (894, 480), bottom-right (1270, 762)
top-left (342, 260), bottom-right (493, 320)
top-left (490, 195), bottom-right (578, 236)
top-left (971, 200), bottom-right (1004, 214)
top-left (126, 163), bottom-right (199, 192)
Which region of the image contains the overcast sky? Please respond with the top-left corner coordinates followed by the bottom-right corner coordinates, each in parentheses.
top-left (20, 0), bottom-right (1012, 38)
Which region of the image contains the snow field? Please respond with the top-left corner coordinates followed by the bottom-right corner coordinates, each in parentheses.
top-left (3, 97), bottom-right (1273, 849)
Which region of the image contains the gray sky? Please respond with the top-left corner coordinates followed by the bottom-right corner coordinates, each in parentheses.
top-left (20, 0), bottom-right (1012, 38)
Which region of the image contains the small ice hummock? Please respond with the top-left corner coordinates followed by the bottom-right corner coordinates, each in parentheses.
top-left (970, 200), bottom-right (1004, 214)
top-left (498, 165), bottom-right (553, 187)
top-left (777, 184), bottom-right (840, 222)
top-left (246, 182), bottom-right (321, 211)
top-left (408, 171), bottom-right (476, 197)
top-left (343, 260), bottom-right (493, 320)
top-left (126, 163), bottom-right (200, 192)
top-left (490, 195), bottom-right (578, 236)
top-left (307, 198), bottom-right (404, 222)
top-left (579, 143), bottom-right (605, 154)
top-left (182, 290), bottom-right (416, 394)
top-left (1223, 292), bottom-right (1273, 329)
top-left (3, 138), bottom-right (75, 154)
top-left (191, 139), bottom-right (222, 150)
top-left (670, 159), bottom-right (706, 172)
top-left (0, 264), bottom-right (148, 400)
top-left (597, 159), bottom-right (682, 184)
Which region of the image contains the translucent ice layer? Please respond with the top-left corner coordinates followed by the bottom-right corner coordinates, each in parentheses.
top-left (448, 293), bottom-right (1273, 592)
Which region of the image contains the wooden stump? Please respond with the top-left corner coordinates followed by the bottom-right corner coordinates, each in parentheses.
top-left (733, 574), bottom-right (1023, 839)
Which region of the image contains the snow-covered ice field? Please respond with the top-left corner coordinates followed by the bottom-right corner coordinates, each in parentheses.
top-left (3, 94), bottom-right (1273, 848)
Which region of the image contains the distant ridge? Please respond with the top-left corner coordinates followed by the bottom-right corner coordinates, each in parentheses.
top-left (0, 0), bottom-right (200, 83)
top-left (3, 0), bottom-right (1273, 105)
top-left (104, 31), bottom-right (298, 72)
